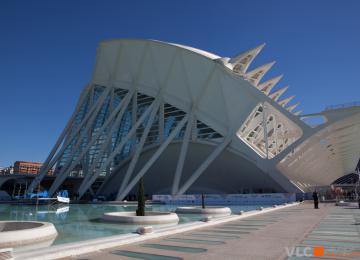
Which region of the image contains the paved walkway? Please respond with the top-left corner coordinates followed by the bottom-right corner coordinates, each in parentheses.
top-left (71, 203), bottom-right (335, 260)
top-left (288, 205), bottom-right (360, 260)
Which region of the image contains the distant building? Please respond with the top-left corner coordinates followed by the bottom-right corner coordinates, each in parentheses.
top-left (13, 161), bottom-right (53, 175)
top-left (0, 166), bottom-right (13, 175)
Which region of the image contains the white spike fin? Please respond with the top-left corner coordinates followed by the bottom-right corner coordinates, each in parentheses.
top-left (278, 95), bottom-right (295, 107)
top-left (286, 102), bottom-right (299, 112)
top-left (230, 43), bottom-right (265, 74)
top-left (245, 61), bottom-right (276, 86)
top-left (293, 110), bottom-right (302, 116)
top-left (258, 75), bottom-right (283, 95)
top-left (269, 86), bottom-right (289, 101)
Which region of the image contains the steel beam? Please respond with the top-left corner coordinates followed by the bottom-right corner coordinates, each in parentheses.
top-left (27, 84), bottom-right (91, 193)
top-left (76, 90), bottom-right (134, 192)
top-left (116, 114), bottom-right (189, 200)
top-left (77, 101), bottom-right (156, 198)
top-left (176, 135), bottom-right (232, 195)
top-left (48, 87), bottom-right (113, 196)
top-left (118, 101), bottom-right (160, 195)
top-left (81, 90), bottom-right (134, 180)
top-left (171, 111), bottom-right (194, 194)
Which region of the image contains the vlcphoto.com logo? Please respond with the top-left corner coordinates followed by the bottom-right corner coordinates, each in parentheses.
top-left (285, 246), bottom-right (360, 258)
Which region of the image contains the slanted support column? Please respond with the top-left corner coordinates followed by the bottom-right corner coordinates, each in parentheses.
top-left (262, 102), bottom-right (269, 159)
top-left (27, 84), bottom-right (91, 193)
top-left (93, 51), bottom-right (180, 198)
top-left (191, 115), bottom-right (197, 141)
top-left (77, 101), bottom-right (156, 198)
top-left (77, 43), bottom-right (150, 194)
top-left (118, 101), bottom-right (161, 195)
top-left (48, 87), bottom-right (113, 196)
top-left (159, 101), bottom-right (164, 143)
top-left (116, 114), bottom-right (189, 201)
top-left (79, 46), bottom-right (179, 199)
top-left (131, 91), bottom-right (138, 153)
top-left (79, 90), bottom-right (134, 189)
top-left (176, 135), bottom-right (233, 195)
top-left (48, 86), bottom-right (110, 169)
top-left (272, 117), bottom-right (279, 155)
top-left (30, 85), bottom-right (105, 194)
top-left (171, 111), bottom-right (194, 194)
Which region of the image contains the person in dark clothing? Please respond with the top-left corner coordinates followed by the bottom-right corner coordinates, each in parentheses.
top-left (313, 191), bottom-right (319, 209)
top-left (75, 192), bottom-right (79, 201)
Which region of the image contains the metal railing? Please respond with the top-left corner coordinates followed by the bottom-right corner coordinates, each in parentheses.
top-left (325, 101), bottom-right (360, 111)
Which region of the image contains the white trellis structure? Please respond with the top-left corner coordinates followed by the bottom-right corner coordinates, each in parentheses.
top-left (27, 39), bottom-right (360, 199)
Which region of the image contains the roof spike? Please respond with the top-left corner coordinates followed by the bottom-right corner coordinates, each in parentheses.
top-left (293, 110), bottom-right (302, 116)
top-left (230, 43), bottom-right (266, 74)
top-left (245, 61), bottom-right (276, 86)
top-left (286, 102), bottom-right (300, 112)
top-left (258, 74), bottom-right (283, 95)
top-left (278, 96), bottom-right (295, 107)
top-left (269, 86), bottom-right (289, 101)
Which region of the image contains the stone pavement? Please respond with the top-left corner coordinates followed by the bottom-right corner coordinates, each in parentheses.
top-left (288, 205), bottom-right (360, 260)
top-left (70, 202), bottom-right (334, 260)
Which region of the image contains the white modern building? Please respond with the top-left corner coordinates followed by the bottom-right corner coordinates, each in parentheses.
top-left (28, 39), bottom-right (360, 200)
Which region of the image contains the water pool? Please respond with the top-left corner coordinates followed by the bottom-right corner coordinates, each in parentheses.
top-left (0, 204), bottom-right (267, 245)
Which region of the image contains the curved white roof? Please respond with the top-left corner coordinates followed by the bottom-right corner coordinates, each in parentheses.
top-left (100, 39), bottom-right (302, 112)
top-left (163, 41), bottom-right (221, 60)
top-left (93, 39), bottom-right (360, 189)
top-left (29, 38), bottom-right (360, 198)
top-left (101, 39), bottom-right (221, 60)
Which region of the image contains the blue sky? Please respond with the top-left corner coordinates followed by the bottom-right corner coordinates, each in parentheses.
top-left (1, 0), bottom-right (360, 166)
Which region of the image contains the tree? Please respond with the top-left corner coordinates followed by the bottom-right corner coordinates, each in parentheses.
top-left (136, 177), bottom-right (145, 216)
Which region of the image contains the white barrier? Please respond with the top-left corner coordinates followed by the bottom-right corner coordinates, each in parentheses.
top-left (101, 211), bottom-right (179, 225)
top-left (152, 193), bottom-right (296, 205)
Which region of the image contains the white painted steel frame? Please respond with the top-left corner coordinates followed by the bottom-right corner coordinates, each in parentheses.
top-left (28, 39), bottom-right (360, 199)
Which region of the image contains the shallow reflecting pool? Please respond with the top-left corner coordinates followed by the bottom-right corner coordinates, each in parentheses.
top-left (0, 204), bottom-right (266, 245)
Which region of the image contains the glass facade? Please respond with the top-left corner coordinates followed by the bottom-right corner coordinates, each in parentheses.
top-left (54, 85), bottom-right (223, 180)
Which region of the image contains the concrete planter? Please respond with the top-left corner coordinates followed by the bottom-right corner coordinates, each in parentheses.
top-left (101, 211), bottom-right (179, 225)
top-left (336, 201), bottom-right (359, 207)
top-left (0, 221), bottom-right (57, 251)
top-left (175, 206), bottom-right (231, 216)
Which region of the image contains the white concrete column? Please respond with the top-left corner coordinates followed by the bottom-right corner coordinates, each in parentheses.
top-left (171, 111), bottom-right (194, 194)
top-left (177, 135), bottom-right (233, 195)
top-left (77, 101), bottom-right (156, 198)
top-left (48, 87), bottom-right (113, 196)
top-left (27, 84), bottom-right (91, 193)
top-left (116, 114), bottom-right (189, 200)
top-left (118, 101), bottom-right (161, 195)
top-left (76, 90), bottom-right (134, 192)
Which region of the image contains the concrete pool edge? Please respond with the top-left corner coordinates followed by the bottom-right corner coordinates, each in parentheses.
top-left (101, 211), bottom-right (180, 225)
top-left (175, 206), bottom-right (231, 216)
top-left (0, 221), bottom-right (57, 249)
top-left (15, 202), bottom-right (300, 260)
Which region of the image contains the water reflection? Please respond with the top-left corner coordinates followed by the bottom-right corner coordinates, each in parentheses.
top-left (0, 204), bottom-right (266, 246)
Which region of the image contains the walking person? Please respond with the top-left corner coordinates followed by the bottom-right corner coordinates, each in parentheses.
top-left (313, 190), bottom-right (319, 209)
